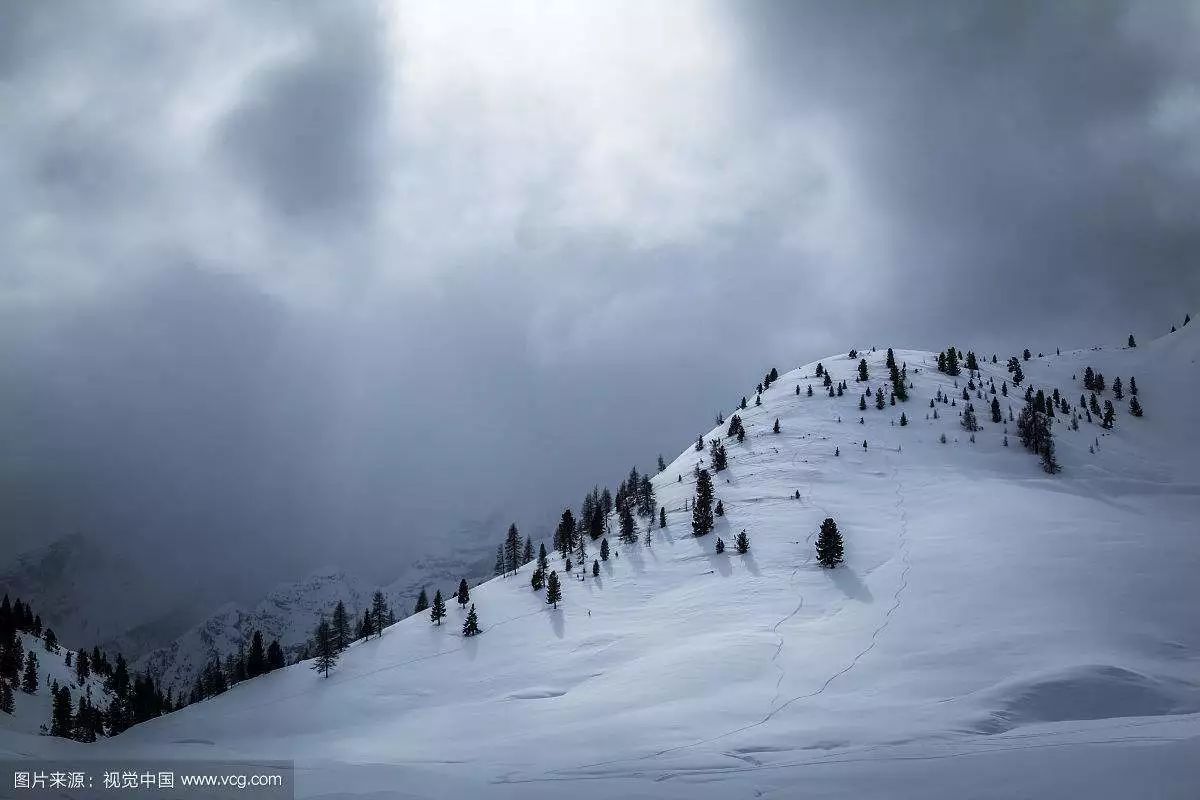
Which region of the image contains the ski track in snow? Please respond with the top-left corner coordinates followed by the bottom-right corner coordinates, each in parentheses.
top-left (538, 436), bottom-right (916, 782)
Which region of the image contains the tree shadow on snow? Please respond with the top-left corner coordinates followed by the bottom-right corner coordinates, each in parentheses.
top-left (826, 565), bottom-right (874, 603)
top-left (741, 550), bottom-right (761, 577)
top-left (548, 607), bottom-right (565, 639)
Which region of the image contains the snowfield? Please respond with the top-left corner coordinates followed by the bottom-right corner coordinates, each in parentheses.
top-left (3, 326), bottom-right (1198, 798)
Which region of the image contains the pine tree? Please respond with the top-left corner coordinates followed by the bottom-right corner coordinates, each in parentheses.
top-left (600, 538), bottom-right (610, 560)
top-left (414, 588), bottom-right (430, 615)
top-left (691, 468), bottom-right (715, 536)
top-left (266, 640), bottom-right (285, 671)
top-left (494, 546), bottom-right (505, 577)
top-left (1112, 377), bottom-right (1123, 400)
top-left (430, 590), bottom-right (447, 626)
top-left (899, 412), bottom-right (908, 426)
top-left (858, 358), bottom-right (869, 381)
top-left (592, 560), bottom-right (600, 577)
top-left (715, 499), bottom-right (724, 516)
top-left (537, 543), bottom-right (549, 574)
top-left (755, 394), bottom-right (761, 406)
top-left (462, 605), bottom-right (481, 637)
top-left (1129, 376), bottom-right (1138, 396)
top-left (0, 678), bottom-right (12, 715)
top-left (456, 578), bottom-right (471, 608)
top-left (522, 536), bottom-right (534, 565)
top-left (371, 590), bottom-right (389, 638)
top-left (772, 418), bottom-right (780, 434)
top-left (816, 518), bottom-right (844, 568)
top-left (554, 509), bottom-right (576, 556)
top-left (1128, 334), bottom-right (1136, 347)
top-left (961, 404), bottom-right (979, 431)
top-left (331, 601), bottom-right (351, 653)
top-left (735, 529), bottom-right (750, 554)
top-left (875, 387), bottom-right (885, 410)
top-left (531, 568), bottom-right (544, 591)
top-left (657, 454), bottom-right (667, 472)
top-left (659, 506), bottom-right (667, 529)
top-left (310, 616), bottom-right (338, 678)
top-left (1102, 400), bottom-right (1116, 429)
top-left (1016, 403), bottom-right (1058, 473)
top-left (696, 435), bottom-right (705, 452)
top-left (715, 537), bottom-right (725, 554)
top-left (504, 523), bottom-right (522, 574)
top-left (859, 393), bottom-right (867, 411)
top-left (945, 347), bottom-right (960, 376)
top-left (246, 630), bottom-right (266, 677)
top-left (618, 503), bottom-right (636, 543)
top-left (1130, 395), bottom-right (1144, 417)
top-left (991, 396), bottom-right (1002, 423)
top-left (712, 443), bottom-right (728, 471)
top-left (545, 571), bottom-right (562, 609)
top-left (886, 347), bottom-right (896, 369)
top-left (21, 650), bottom-right (38, 693)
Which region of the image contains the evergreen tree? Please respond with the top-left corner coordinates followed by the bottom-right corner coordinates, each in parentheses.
top-left (696, 435), bottom-right (705, 451)
top-left (1016, 402), bottom-right (1058, 473)
top-left (246, 631), bottom-right (267, 677)
top-left (816, 518), bottom-right (844, 568)
top-left (737, 427), bottom-right (745, 443)
top-left (592, 560), bottom-right (600, 577)
top-left (715, 499), bottom-right (724, 516)
top-left (1023, 348), bottom-right (1031, 360)
top-left (965, 351), bottom-right (979, 371)
top-left (659, 506), bottom-right (667, 529)
top-left (691, 468), bottom-right (715, 536)
top-left (462, 605), bottom-right (481, 637)
top-left (1102, 400), bottom-right (1116, 429)
top-left (545, 571), bottom-right (563, 609)
top-left (537, 543), bottom-right (549, 574)
top-left (456, 578), bottom-right (471, 608)
top-left (1129, 376), bottom-right (1138, 396)
top-left (371, 590), bottom-right (390, 638)
top-left (875, 387), bottom-right (885, 410)
top-left (522, 536), bottom-right (534, 565)
top-left (21, 650), bottom-right (38, 693)
top-left (658, 454), bottom-right (667, 472)
top-left (1084, 366), bottom-right (1095, 390)
top-left (310, 616), bottom-right (338, 678)
top-left (494, 546), bottom-right (505, 577)
top-left (773, 418), bottom-right (780, 434)
top-left (266, 640), bottom-right (285, 671)
top-left (554, 509), bottom-right (576, 556)
top-left (961, 404), bottom-right (979, 431)
top-left (945, 347), bottom-right (960, 375)
top-left (712, 443), bottom-right (728, 472)
top-left (73, 647), bottom-right (88, 684)
top-left (1128, 334), bottom-right (1136, 347)
top-left (600, 538), bottom-right (610, 561)
top-left (755, 394), bottom-right (761, 406)
top-left (414, 588), bottom-right (430, 615)
top-left (735, 529), bottom-right (749, 553)
top-left (531, 568), bottom-right (544, 591)
top-left (1130, 395), bottom-right (1144, 417)
top-left (858, 358), bottom-right (869, 381)
top-left (859, 393), bottom-right (867, 411)
top-left (504, 523), bottom-right (523, 574)
top-left (900, 412), bottom-right (908, 426)
top-left (51, 684), bottom-right (73, 735)
top-left (1112, 377), bottom-right (1123, 400)
top-left (332, 601), bottom-right (352, 653)
top-left (430, 590), bottom-right (447, 626)
top-left (991, 396), bottom-right (1002, 423)
top-left (0, 678), bottom-right (12, 715)
top-left (618, 503), bottom-right (636, 543)
top-left (886, 347), bottom-right (896, 369)
top-left (715, 537), bottom-right (725, 554)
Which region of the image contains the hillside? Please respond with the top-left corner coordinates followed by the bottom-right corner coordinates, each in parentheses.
top-left (0, 633), bottom-right (114, 739)
top-left (5, 325), bottom-right (1199, 798)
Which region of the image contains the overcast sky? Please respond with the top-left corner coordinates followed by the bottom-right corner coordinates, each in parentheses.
top-left (2, 1), bottom-right (1197, 598)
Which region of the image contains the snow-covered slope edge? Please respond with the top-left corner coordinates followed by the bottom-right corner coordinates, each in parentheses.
top-left (7, 326), bottom-right (1200, 798)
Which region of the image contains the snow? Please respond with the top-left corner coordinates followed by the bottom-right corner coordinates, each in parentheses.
top-left (3, 325), bottom-right (1199, 797)
top-left (0, 633), bottom-right (114, 738)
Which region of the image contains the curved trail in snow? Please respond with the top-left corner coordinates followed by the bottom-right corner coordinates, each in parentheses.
top-left (538, 445), bottom-right (914, 781)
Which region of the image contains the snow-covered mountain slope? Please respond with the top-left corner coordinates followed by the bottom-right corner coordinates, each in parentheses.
top-left (7, 325), bottom-right (1200, 798)
top-left (0, 534), bottom-right (194, 656)
top-left (0, 633), bottom-right (113, 738)
top-left (134, 570), bottom-right (401, 695)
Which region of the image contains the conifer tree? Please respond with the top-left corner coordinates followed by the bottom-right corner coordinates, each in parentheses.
top-left (875, 387), bottom-right (885, 410)
top-left (712, 443), bottom-right (728, 471)
top-left (310, 616), bottom-right (338, 678)
top-left (691, 468), bottom-right (715, 536)
top-left (773, 418), bottom-right (780, 434)
top-left (658, 454), bottom-right (667, 472)
top-left (1129, 376), bottom-right (1138, 396)
top-left (462, 605), bottom-right (481, 637)
top-left (886, 347), bottom-right (896, 369)
top-left (961, 404), bottom-right (979, 431)
top-left (554, 510), bottom-right (575, 557)
top-left (737, 427), bottom-right (745, 443)
top-left (755, 394), bottom-right (761, 406)
top-left (1130, 395), bottom-right (1143, 417)
top-left (504, 523), bottom-right (522, 573)
top-left (859, 393), bottom-right (867, 411)
top-left (659, 506), bottom-right (667, 528)
top-left (618, 503), bottom-right (636, 543)
top-left (816, 518), bottom-right (844, 568)
top-left (945, 347), bottom-right (960, 375)
top-left (266, 640), bottom-right (285, 671)
top-left (523, 536), bottom-right (534, 565)
top-left (715, 499), bottom-right (724, 516)
top-left (371, 590), bottom-right (389, 638)
top-left (414, 588), bottom-right (429, 615)
top-left (735, 529), bottom-right (750, 554)
top-left (21, 650), bottom-right (38, 693)
top-left (858, 358), bottom-right (869, 381)
top-left (456, 578), bottom-right (471, 608)
top-left (900, 412), bottom-right (908, 426)
top-left (531, 568), bottom-right (544, 591)
top-left (332, 601), bottom-right (352, 653)
top-left (0, 678), bottom-right (12, 715)
top-left (991, 396), bottom-right (1002, 423)
top-left (430, 590), bottom-right (447, 626)
top-left (494, 546), bottom-right (505, 577)
top-left (592, 560), bottom-right (599, 577)
top-left (696, 436), bottom-right (704, 451)
top-left (545, 571), bottom-right (562, 609)
top-left (1128, 334), bottom-right (1136, 347)
top-left (600, 538), bottom-right (610, 560)
top-left (1016, 403), bottom-right (1058, 473)
top-left (1102, 400), bottom-right (1116, 429)
top-left (246, 630), bottom-right (267, 677)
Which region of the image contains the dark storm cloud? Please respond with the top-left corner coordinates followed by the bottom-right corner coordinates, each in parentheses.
top-left (1, 2), bottom-right (1197, 598)
top-left (218, 7), bottom-right (390, 222)
top-left (724, 1), bottom-right (1200, 342)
